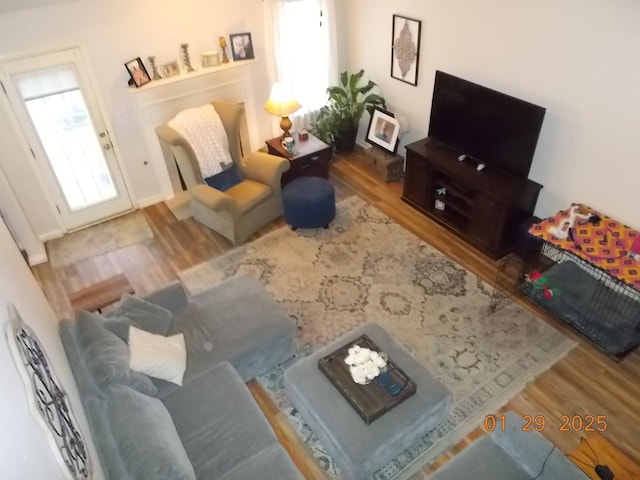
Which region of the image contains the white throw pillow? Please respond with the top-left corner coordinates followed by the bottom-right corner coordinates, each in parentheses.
top-left (128, 326), bottom-right (187, 385)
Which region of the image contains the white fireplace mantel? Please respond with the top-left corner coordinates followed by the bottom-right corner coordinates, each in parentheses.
top-left (128, 60), bottom-right (259, 198)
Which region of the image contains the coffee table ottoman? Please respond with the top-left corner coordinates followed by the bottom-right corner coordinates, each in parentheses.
top-left (284, 323), bottom-right (452, 480)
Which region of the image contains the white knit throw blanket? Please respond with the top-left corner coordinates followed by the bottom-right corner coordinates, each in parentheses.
top-left (167, 104), bottom-right (233, 178)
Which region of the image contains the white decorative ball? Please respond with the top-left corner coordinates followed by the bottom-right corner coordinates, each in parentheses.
top-left (346, 346), bottom-right (388, 383)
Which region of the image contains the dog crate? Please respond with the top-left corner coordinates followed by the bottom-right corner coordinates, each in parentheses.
top-left (491, 241), bottom-right (640, 359)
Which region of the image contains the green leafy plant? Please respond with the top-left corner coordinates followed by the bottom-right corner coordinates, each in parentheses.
top-left (310, 70), bottom-right (385, 151)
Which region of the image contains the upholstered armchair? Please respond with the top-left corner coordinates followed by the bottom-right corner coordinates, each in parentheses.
top-left (155, 101), bottom-right (290, 245)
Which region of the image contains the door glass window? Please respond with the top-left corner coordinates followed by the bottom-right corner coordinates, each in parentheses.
top-left (14, 65), bottom-right (116, 211)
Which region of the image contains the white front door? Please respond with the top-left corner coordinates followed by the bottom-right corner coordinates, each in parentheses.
top-left (0, 48), bottom-right (132, 231)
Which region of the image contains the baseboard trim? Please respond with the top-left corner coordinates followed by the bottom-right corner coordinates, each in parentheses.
top-left (39, 229), bottom-right (63, 242)
top-left (136, 194), bottom-right (166, 209)
top-left (27, 243), bottom-right (48, 266)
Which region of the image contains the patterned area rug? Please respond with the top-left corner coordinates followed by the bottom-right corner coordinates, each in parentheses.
top-left (179, 196), bottom-right (576, 479)
top-left (47, 211), bottom-right (153, 268)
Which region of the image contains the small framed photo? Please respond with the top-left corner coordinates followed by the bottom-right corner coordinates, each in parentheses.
top-left (162, 60), bottom-right (180, 78)
top-left (365, 107), bottom-right (400, 155)
top-left (391, 14), bottom-right (422, 86)
top-left (201, 51), bottom-right (220, 68)
top-left (125, 57), bottom-right (151, 88)
top-left (229, 33), bottom-right (255, 61)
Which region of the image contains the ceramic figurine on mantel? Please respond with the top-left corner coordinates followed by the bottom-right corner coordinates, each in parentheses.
top-left (147, 56), bottom-right (162, 80)
top-left (180, 43), bottom-right (196, 72)
top-left (219, 36), bottom-right (230, 64)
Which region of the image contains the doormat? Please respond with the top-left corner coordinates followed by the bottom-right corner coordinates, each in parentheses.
top-left (46, 211), bottom-right (153, 268)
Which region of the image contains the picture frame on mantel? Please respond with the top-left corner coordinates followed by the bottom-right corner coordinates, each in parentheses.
top-left (125, 57), bottom-right (151, 88)
top-left (162, 60), bottom-right (180, 78)
top-left (391, 14), bottom-right (422, 86)
top-left (229, 32), bottom-right (255, 61)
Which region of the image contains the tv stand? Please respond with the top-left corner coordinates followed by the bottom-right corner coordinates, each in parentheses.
top-left (402, 138), bottom-right (543, 259)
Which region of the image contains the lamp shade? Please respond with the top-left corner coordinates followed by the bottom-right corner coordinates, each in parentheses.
top-left (264, 82), bottom-right (301, 116)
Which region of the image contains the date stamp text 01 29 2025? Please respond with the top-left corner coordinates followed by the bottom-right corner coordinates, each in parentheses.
top-left (484, 414), bottom-right (608, 433)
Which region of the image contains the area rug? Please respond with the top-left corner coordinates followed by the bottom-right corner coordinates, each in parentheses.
top-left (47, 210), bottom-right (153, 268)
top-left (179, 196), bottom-right (576, 479)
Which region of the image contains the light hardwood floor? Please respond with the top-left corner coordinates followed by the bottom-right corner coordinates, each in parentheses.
top-left (32, 152), bottom-right (640, 479)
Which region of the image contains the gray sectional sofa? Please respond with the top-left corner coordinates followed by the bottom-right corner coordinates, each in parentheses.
top-left (60, 274), bottom-right (302, 480)
top-left (430, 411), bottom-right (588, 480)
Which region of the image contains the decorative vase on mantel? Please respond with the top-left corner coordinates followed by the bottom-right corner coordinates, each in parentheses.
top-left (181, 43), bottom-right (196, 72)
top-left (219, 36), bottom-right (230, 64)
top-left (147, 56), bottom-right (162, 80)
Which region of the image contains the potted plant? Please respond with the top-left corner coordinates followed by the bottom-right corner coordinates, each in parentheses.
top-left (310, 70), bottom-right (386, 152)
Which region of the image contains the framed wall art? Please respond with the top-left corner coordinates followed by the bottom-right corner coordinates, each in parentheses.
top-left (229, 32), bottom-right (255, 61)
top-left (125, 57), bottom-right (151, 88)
top-left (365, 107), bottom-right (400, 155)
top-left (391, 15), bottom-right (422, 86)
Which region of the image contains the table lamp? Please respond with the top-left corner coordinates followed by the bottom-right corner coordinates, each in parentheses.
top-left (264, 82), bottom-right (301, 138)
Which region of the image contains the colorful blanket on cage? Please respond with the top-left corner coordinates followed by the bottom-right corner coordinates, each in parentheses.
top-left (529, 203), bottom-right (640, 290)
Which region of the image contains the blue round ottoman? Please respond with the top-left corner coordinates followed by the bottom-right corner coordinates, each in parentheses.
top-left (282, 177), bottom-right (336, 230)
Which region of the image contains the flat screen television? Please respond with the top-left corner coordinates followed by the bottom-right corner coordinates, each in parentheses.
top-left (427, 71), bottom-right (546, 180)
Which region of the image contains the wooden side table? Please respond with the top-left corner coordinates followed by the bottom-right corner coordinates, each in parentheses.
top-left (265, 133), bottom-right (332, 186)
top-left (68, 273), bottom-right (134, 313)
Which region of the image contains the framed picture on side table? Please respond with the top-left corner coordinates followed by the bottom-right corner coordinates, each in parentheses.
top-left (125, 57), bottom-right (151, 87)
top-left (365, 107), bottom-right (400, 155)
top-left (229, 32), bottom-right (255, 61)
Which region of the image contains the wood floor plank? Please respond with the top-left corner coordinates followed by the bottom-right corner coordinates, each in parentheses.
top-left (568, 432), bottom-right (640, 479)
top-left (32, 151), bottom-right (640, 479)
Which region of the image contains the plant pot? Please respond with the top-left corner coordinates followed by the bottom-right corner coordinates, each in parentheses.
top-left (334, 127), bottom-right (358, 153)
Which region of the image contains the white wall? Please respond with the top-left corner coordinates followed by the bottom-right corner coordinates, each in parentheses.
top-left (0, 220), bottom-right (104, 479)
top-left (347, 0), bottom-right (640, 226)
top-left (0, 0), bottom-right (272, 243)
top-left (0, 167), bottom-right (46, 264)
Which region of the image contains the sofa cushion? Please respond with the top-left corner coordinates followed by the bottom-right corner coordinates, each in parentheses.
top-left (76, 311), bottom-right (158, 396)
top-left (83, 395), bottom-right (128, 480)
top-left (161, 361), bottom-right (277, 478)
top-left (430, 436), bottom-right (531, 480)
top-left (129, 326), bottom-right (187, 385)
top-left (217, 444), bottom-right (303, 480)
top-left (430, 414), bottom-right (589, 480)
top-left (104, 294), bottom-right (173, 342)
top-left (204, 162), bottom-right (244, 191)
top-left (224, 180), bottom-right (272, 214)
top-left (106, 384), bottom-right (196, 480)
top-left (102, 316), bottom-right (130, 342)
top-left (59, 320), bottom-right (101, 398)
top-left (492, 412), bottom-right (589, 479)
top-left (168, 273), bottom-right (295, 383)
top-left (141, 281), bottom-right (190, 314)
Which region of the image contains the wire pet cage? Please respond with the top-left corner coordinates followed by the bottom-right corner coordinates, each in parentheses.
top-left (491, 241), bottom-right (640, 359)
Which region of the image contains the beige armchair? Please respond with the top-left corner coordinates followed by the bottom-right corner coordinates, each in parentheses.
top-left (155, 101), bottom-right (290, 245)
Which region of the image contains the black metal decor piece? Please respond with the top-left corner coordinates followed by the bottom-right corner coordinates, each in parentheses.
top-left (6, 304), bottom-right (91, 479)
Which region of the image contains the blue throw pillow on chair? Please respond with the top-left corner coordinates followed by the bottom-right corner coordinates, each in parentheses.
top-left (204, 163), bottom-right (244, 191)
